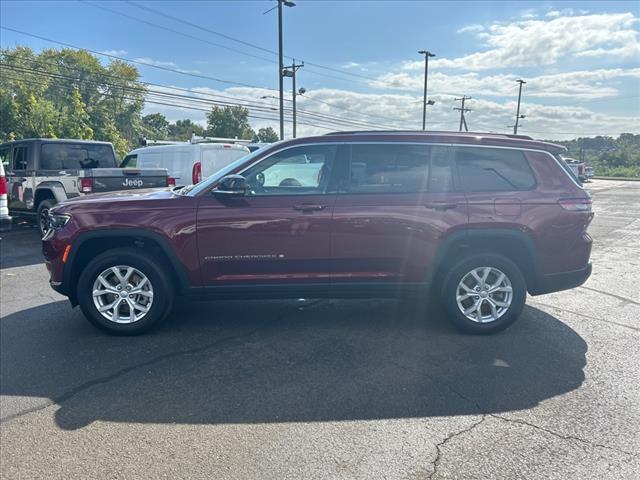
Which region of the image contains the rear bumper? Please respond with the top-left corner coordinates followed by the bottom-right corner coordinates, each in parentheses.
top-left (0, 215), bottom-right (12, 232)
top-left (529, 263), bottom-right (592, 296)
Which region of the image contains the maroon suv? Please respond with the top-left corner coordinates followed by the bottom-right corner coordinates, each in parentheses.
top-left (42, 131), bottom-right (593, 335)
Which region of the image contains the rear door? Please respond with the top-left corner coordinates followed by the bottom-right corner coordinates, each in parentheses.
top-left (201, 145), bottom-right (250, 178)
top-left (330, 142), bottom-right (467, 285)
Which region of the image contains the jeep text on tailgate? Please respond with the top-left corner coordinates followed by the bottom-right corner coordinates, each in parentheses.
top-left (0, 138), bottom-right (170, 234)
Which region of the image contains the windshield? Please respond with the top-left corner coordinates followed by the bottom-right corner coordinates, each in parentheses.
top-left (181, 147), bottom-right (269, 196)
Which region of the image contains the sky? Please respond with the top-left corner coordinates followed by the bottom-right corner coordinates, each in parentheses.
top-left (1, 0), bottom-right (639, 140)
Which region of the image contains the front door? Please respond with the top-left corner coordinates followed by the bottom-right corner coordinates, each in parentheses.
top-left (330, 143), bottom-right (468, 286)
top-left (196, 143), bottom-right (343, 290)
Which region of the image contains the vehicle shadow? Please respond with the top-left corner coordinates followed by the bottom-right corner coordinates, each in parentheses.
top-left (0, 219), bottom-right (43, 269)
top-left (0, 299), bottom-right (586, 430)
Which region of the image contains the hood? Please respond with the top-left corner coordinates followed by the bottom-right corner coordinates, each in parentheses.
top-left (52, 188), bottom-right (182, 214)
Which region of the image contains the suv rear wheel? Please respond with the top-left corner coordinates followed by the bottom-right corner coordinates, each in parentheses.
top-left (77, 248), bottom-right (174, 335)
top-left (441, 253), bottom-right (526, 334)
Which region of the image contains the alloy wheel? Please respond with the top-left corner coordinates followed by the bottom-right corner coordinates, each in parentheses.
top-left (92, 265), bottom-right (154, 323)
top-left (455, 266), bottom-right (513, 323)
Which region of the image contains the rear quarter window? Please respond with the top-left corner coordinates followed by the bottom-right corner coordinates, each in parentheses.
top-left (454, 147), bottom-right (536, 192)
top-left (40, 143), bottom-right (117, 170)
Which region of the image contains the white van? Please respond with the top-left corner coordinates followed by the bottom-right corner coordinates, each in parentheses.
top-left (123, 143), bottom-right (250, 186)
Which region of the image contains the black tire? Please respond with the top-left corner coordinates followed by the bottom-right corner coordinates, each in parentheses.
top-left (441, 253), bottom-right (526, 334)
top-left (77, 247), bottom-right (174, 335)
top-left (36, 199), bottom-right (56, 236)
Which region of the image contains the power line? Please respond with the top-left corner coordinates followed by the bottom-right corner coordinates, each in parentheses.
top-left (1, 64), bottom-right (397, 131)
top-left (0, 25), bottom-right (276, 90)
top-left (1, 62), bottom-right (398, 130)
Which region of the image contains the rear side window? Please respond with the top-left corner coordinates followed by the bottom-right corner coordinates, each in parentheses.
top-left (12, 145), bottom-right (28, 170)
top-left (554, 154), bottom-right (582, 186)
top-left (40, 144), bottom-right (117, 170)
top-left (342, 144), bottom-right (452, 194)
top-left (454, 147), bottom-right (535, 192)
top-left (0, 147), bottom-right (10, 169)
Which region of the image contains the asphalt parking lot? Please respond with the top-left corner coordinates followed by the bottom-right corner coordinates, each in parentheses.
top-left (1, 179), bottom-right (638, 479)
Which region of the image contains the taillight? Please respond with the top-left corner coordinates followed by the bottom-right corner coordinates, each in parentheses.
top-left (167, 176), bottom-right (176, 187)
top-left (80, 177), bottom-right (93, 193)
top-left (0, 176), bottom-right (7, 195)
top-left (192, 162), bottom-right (202, 184)
top-left (558, 197), bottom-right (592, 212)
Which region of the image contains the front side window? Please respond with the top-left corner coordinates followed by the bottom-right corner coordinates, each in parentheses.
top-left (40, 144), bottom-right (117, 170)
top-left (242, 145), bottom-right (337, 196)
top-left (454, 147), bottom-right (536, 192)
top-left (12, 146), bottom-right (28, 170)
top-left (122, 154), bottom-right (138, 168)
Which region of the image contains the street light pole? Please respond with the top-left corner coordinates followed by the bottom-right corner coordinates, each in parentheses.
top-left (514, 79), bottom-right (526, 135)
top-left (418, 50), bottom-right (435, 131)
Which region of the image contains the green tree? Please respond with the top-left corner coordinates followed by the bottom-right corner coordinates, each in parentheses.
top-left (0, 46), bottom-right (146, 157)
top-left (254, 126), bottom-right (279, 143)
top-left (205, 106), bottom-right (255, 139)
top-left (141, 113), bottom-right (169, 140)
top-left (168, 119), bottom-right (205, 140)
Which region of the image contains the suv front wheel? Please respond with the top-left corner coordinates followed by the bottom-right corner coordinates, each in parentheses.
top-left (442, 253), bottom-right (526, 334)
top-left (77, 248), bottom-right (174, 335)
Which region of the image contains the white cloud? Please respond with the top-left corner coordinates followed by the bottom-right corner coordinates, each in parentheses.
top-left (457, 24), bottom-right (485, 34)
top-left (402, 12), bottom-right (640, 71)
top-left (141, 84), bottom-right (639, 141)
top-left (100, 49), bottom-right (128, 56)
top-left (370, 68), bottom-right (640, 100)
top-left (341, 61), bottom-right (361, 69)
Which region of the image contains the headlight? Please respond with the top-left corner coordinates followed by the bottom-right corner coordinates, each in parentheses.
top-left (48, 213), bottom-right (71, 230)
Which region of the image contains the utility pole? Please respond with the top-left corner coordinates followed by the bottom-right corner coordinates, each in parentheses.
top-left (514, 79), bottom-right (526, 134)
top-left (276, 1), bottom-right (296, 140)
top-left (283, 59), bottom-right (304, 138)
top-left (418, 50), bottom-right (436, 130)
top-left (454, 96), bottom-right (472, 132)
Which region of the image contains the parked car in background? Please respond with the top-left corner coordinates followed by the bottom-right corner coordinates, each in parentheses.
top-left (123, 140), bottom-right (250, 186)
top-left (43, 131), bottom-right (593, 336)
top-left (0, 160), bottom-right (12, 232)
top-left (2, 139), bottom-right (171, 234)
top-left (585, 165), bottom-right (594, 180)
top-left (563, 157), bottom-right (586, 183)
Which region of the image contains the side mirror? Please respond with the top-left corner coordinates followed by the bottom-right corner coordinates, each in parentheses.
top-left (213, 174), bottom-right (248, 197)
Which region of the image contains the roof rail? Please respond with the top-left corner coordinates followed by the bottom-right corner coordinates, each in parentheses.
top-left (324, 130), bottom-right (534, 140)
top-left (190, 134), bottom-right (254, 144)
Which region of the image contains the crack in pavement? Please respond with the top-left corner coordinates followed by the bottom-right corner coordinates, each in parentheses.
top-left (489, 414), bottom-right (638, 457)
top-left (0, 300), bottom-right (324, 425)
top-left (428, 415), bottom-right (487, 479)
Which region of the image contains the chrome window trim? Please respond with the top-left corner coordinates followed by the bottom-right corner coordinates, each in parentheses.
top-left (196, 140), bottom-right (582, 194)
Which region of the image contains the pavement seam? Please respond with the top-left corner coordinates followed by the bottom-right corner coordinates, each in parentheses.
top-left (530, 301), bottom-right (640, 332)
top-left (577, 285), bottom-right (640, 306)
top-left (0, 300), bottom-right (324, 425)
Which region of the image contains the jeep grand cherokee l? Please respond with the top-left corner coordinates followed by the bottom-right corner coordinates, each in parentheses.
top-left (42, 131), bottom-right (593, 335)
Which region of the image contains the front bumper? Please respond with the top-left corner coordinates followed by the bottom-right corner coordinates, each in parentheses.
top-left (529, 263), bottom-right (592, 296)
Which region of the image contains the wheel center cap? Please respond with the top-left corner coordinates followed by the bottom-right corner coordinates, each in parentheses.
top-left (480, 291), bottom-right (488, 299)
top-left (120, 291), bottom-right (129, 298)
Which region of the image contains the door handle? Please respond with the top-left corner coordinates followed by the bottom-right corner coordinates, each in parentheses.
top-left (425, 202), bottom-right (457, 211)
top-left (293, 204), bottom-right (325, 212)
